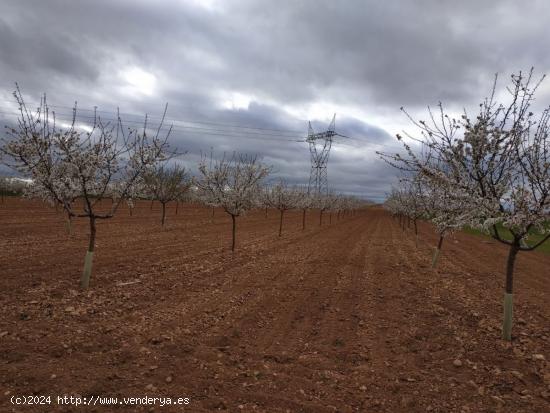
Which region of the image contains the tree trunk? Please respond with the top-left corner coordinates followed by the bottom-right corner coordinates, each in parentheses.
top-left (80, 215), bottom-right (96, 289)
top-left (329, 212), bottom-right (332, 225)
top-left (161, 202), bottom-right (167, 227)
top-left (319, 210), bottom-right (323, 226)
top-left (414, 219), bottom-right (418, 248)
top-left (278, 209), bottom-right (284, 236)
top-left (302, 208), bottom-right (306, 230)
top-left (432, 235), bottom-right (444, 268)
top-left (211, 206), bottom-right (215, 217)
top-left (231, 214), bottom-right (236, 252)
top-left (502, 242), bottom-right (520, 341)
top-left (150, 200), bottom-right (154, 211)
top-left (175, 201), bottom-right (179, 215)
top-left (129, 206), bottom-right (133, 216)
top-left (65, 212), bottom-right (72, 235)
top-left (265, 207), bottom-right (268, 218)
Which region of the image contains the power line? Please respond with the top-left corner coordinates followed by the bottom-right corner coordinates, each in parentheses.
top-left (0, 109), bottom-right (304, 144)
top-left (0, 98), bottom-right (303, 135)
top-left (0, 106), bottom-right (405, 152)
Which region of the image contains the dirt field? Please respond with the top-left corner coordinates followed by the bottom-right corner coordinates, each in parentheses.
top-left (1, 198), bottom-right (549, 413)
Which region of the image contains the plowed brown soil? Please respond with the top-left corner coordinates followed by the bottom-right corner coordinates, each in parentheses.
top-left (1, 198), bottom-right (549, 413)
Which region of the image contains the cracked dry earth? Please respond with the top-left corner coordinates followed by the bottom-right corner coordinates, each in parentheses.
top-left (1, 199), bottom-right (549, 412)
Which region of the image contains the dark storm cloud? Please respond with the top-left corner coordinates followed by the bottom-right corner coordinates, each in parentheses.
top-left (1, 0), bottom-right (550, 200)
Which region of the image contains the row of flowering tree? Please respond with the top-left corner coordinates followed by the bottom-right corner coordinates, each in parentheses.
top-left (380, 69), bottom-right (550, 342)
top-left (193, 155), bottom-right (365, 249)
top-left (384, 177), bottom-right (471, 266)
top-left (259, 183), bottom-right (360, 236)
top-left (5, 143), bottom-right (364, 258)
top-left (1, 88), bottom-right (367, 289)
top-left (0, 176), bottom-right (28, 203)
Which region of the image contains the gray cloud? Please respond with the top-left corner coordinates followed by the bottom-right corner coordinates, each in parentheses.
top-left (1, 0), bottom-right (550, 200)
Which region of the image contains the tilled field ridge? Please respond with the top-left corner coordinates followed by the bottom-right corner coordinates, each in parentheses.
top-left (0, 200), bottom-right (549, 412)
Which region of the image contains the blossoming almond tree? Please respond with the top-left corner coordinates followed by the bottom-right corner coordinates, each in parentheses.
top-left (385, 187), bottom-right (410, 231)
top-left (143, 163), bottom-right (192, 227)
top-left (401, 179), bottom-right (427, 247)
top-left (263, 180), bottom-right (300, 236)
top-left (1, 87), bottom-right (173, 289)
top-left (385, 177), bottom-right (471, 266)
top-left (315, 191), bottom-right (337, 226)
top-left (343, 196), bottom-right (359, 217)
top-left (333, 195), bottom-right (353, 221)
top-left (384, 182), bottom-right (423, 246)
top-left (420, 178), bottom-right (473, 267)
top-left (295, 186), bottom-right (313, 230)
top-left (380, 69), bottom-right (550, 341)
top-left (107, 179), bottom-right (146, 217)
top-left (196, 153), bottom-right (270, 251)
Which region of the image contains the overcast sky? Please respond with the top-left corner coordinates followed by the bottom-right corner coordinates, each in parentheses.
top-left (2, 0), bottom-right (550, 201)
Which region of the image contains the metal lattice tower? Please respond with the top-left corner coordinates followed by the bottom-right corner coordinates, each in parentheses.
top-left (307, 114), bottom-right (336, 195)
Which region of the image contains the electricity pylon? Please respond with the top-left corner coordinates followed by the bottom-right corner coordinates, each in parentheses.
top-left (307, 114), bottom-right (336, 195)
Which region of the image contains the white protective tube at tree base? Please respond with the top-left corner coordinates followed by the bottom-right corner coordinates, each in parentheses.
top-left (80, 251), bottom-right (94, 289)
top-left (502, 293), bottom-right (513, 341)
